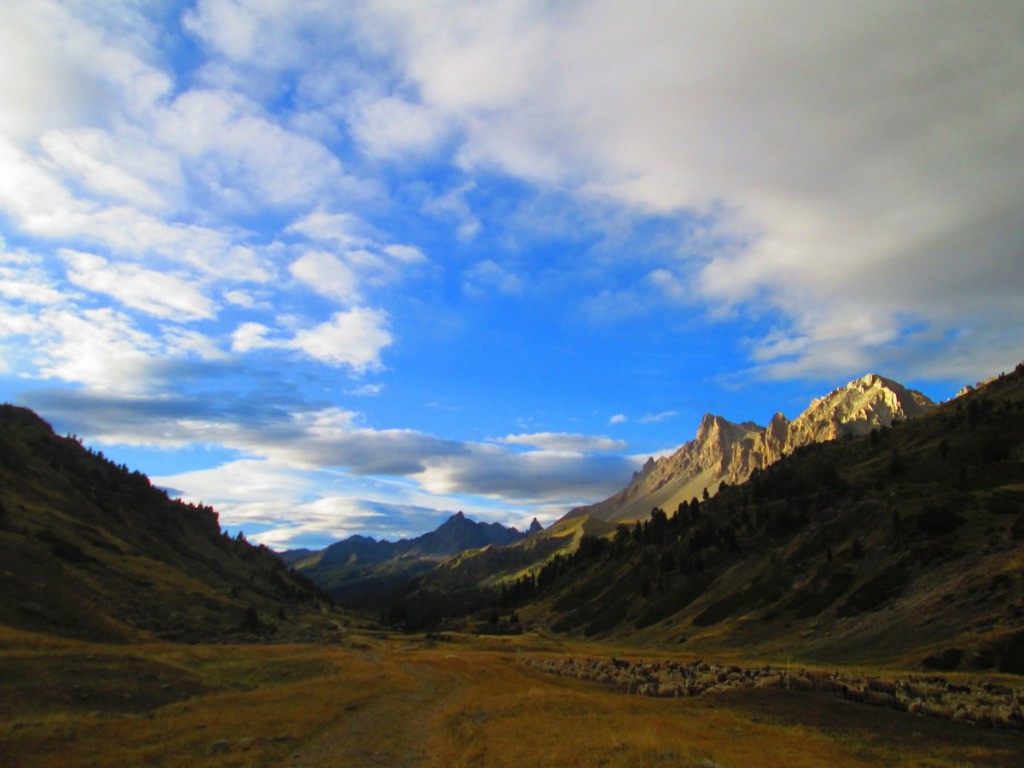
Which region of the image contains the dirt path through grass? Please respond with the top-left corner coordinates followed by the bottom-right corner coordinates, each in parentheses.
top-left (285, 654), bottom-right (467, 767)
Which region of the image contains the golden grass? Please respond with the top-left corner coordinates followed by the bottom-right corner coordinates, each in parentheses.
top-left (1, 629), bottom-right (1020, 768)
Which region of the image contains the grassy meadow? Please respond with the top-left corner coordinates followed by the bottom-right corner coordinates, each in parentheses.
top-left (2, 626), bottom-right (1021, 768)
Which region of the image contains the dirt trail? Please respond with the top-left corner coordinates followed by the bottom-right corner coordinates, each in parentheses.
top-left (285, 654), bottom-right (466, 767)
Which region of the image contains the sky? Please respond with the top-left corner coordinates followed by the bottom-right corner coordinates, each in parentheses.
top-left (1, 1), bottom-right (1022, 550)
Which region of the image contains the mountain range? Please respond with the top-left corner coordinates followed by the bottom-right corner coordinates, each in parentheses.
top-left (282, 511), bottom-right (541, 608)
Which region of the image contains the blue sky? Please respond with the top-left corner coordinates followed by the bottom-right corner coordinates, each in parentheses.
top-left (1, 1), bottom-right (1022, 549)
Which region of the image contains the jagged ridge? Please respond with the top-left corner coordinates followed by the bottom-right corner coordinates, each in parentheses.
top-left (571, 373), bottom-right (935, 523)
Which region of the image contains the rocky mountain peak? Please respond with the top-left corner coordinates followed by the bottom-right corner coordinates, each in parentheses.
top-left (567, 372), bottom-right (936, 524)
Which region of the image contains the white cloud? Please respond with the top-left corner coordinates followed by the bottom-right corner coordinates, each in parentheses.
top-left (39, 127), bottom-right (176, 211)
top-left (382, 244), bottom-right (427, 265)
top-left (354, 1), bottom-right (1024, 380)
top-left (289, 250), bottom-right (361, 305)
top-left (62, 250), bottom-right (215, 321)
top-left (495, 432), bottom-right (627, 452)
top-left (349, 382), bottom-right (385, 397)
top-left (609, 413), bottom-right (627, 425)
top-left (349, 95), bottom-right (448, 158)
top-left (156, 88), bottom-right (359, 213)
top-left (223, 289), bottom-right (261, 308)
top-left (286, 218), bottom-right (430, 305)
top-left (232, 310), bottom-right (394, 372)
top-left (290, 308), bottom-right (393, 371)
top-left (286, 210), bottom-right (375, 248)
top-left (638, 411), bottom-right (677, 425)
top-left (36, 308), bottom-right (163, 393)
top-left (0, 252), bottom-right (68, 306)
top-left (0, 0), bottom-right (169, 142)
top-left (162, 327), bottom-right (229, 362)
top-left (231, 322), bottom-right (272, 354)
top-left (0, 136), bottom-right (272, 282)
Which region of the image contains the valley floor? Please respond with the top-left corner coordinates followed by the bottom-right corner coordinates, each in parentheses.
top-left (1, 628), bottom-right (1021, 768)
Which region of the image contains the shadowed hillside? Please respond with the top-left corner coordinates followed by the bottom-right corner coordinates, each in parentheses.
top-left (0, 405), bottom-right (328, 643)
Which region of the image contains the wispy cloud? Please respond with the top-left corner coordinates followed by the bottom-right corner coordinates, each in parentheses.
top-left (639, 411), bottom-right (677, 425)
top-left (494, 432), bottom-right (627, 453)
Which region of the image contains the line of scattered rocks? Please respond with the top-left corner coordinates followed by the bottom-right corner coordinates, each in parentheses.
top-left (520, 656), bottom-right (1024, 730)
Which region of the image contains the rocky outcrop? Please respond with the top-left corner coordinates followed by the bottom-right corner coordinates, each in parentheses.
top-left (568, 374), bottom-right (935, 523)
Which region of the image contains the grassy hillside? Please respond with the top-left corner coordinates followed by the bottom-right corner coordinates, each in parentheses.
top-left (0, 405), bottom-right (329, 643)
top-left (399, 364), bottom-right (1024, 671)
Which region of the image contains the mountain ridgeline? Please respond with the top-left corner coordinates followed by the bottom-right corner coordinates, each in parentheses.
top-left (282, 512), bottom-right (541, 608)
top-left (387, 365), bottom-right (1024, 672)
top-left (570, 373), bottom-right (936, 524)
top-left (0, 405), bottom-right (329, 643)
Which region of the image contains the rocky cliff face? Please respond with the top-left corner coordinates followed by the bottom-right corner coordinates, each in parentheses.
top-left (569, 374), bottom-right (935, 523)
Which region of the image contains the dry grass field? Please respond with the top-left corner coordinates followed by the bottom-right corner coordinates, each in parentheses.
top-left (2, 626), bottom-right (1021, 768)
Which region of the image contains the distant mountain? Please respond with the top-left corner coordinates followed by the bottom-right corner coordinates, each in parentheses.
top-left (284, 512), bottom-right (535, 607)
top-left (397, 362), bottom-right (1024, 671)
top-left (570, 373), bottom-right (935, 524)
top-left (0, 405), bottom-right (326, 643)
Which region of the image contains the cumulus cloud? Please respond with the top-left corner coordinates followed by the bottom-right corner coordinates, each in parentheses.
top-left (290, 308), bottom-right (393, 371)
top-left (289, 250), bottom-right (361, 305)
top-left (228, 310), bottom-right (394, 372)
